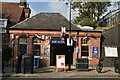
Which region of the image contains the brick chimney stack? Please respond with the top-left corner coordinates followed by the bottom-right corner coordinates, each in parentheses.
top-left (20, 0), bottom-right (31, 19)
top-left (24, 7), bottom-right (31, 19)
top-left (20, 0), bottom-right (27, 7)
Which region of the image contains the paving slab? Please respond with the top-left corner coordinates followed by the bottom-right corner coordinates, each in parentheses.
top-left (2, 66), bottom-right (120, 78)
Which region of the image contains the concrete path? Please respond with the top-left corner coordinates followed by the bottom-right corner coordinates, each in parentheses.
top-left (2, 66), bottom-right (120, 78)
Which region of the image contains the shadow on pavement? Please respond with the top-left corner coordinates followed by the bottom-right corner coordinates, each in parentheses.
top-left (101, 70), bottom-right (112, 73)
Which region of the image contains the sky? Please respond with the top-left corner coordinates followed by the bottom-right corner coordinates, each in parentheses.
top-left (1, 0), bottom-right (120, 20)
top-left (1, 0), bottom-right (71, 19)
top-left (28, 2), bottom-right (69, 19)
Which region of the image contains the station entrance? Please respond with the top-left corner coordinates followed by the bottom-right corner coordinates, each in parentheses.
top-left (50, 41), bottom-right (73, 66)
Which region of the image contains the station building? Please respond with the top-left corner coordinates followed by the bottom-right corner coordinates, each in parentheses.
top-left (9, 13), bottom-right (102, 67)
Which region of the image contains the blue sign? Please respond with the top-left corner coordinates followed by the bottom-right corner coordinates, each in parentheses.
top-left (50, 40), bottom-right (65, 44)
top-left (92, 47), bottom-right (98, 57)
top-left (76, 49), bottom-right (80, 53)
top-left (73, 41), bottom-right (77, 44)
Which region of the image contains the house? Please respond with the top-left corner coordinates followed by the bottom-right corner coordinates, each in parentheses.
top-left (9, 12), bottom-right (102, 67)
top-left (0, 0), bottom-right (31, 45)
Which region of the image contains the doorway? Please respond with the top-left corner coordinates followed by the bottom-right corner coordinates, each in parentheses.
top-left (50, 44), bottom-right (73, 66)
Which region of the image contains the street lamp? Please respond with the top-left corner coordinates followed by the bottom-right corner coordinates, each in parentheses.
top-left (67, 1), bottom-right (72, 71)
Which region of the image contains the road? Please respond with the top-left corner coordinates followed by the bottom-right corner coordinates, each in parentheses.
top-left (2, 78), bottom-right (120, 80)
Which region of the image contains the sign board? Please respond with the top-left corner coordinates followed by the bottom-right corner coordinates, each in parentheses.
top-left (76, 47), bottom-right (80, 53)
top-left (92, 47), bottom-right (98, 57)
top-left (67, 38), bottom-right (73, 46)
top-left (50, 40), bottom-right (65, 44)
top-left (105, 47), bottom-right (118, 57)
top-left (0, 28), bottom-right (6, 33)
top-left (56, 55), bottom-right (65, 68)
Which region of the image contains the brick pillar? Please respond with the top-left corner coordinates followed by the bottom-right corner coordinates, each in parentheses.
top-left (78, 37), bottom-right (82, 58)
top-left (14, 35), bottom-right (19, 60)
top-left (27, 36), bottom-right (33, 54)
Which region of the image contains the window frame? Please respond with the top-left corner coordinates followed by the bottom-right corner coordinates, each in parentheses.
top-left (33, 37), bottom-right (42, 56)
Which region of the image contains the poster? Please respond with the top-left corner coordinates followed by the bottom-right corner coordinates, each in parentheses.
top-left (105, 47), bottom-right (118, 57)
top-left (92, 47), bottom-right (98, 57)
top-left (56, 55), bottom-right (65, 68)
top-left (44, 45), bottom-right (50, 56)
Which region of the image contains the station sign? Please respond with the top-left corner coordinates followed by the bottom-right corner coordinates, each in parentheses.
top-left (50, 40), bottom-right (65, 44)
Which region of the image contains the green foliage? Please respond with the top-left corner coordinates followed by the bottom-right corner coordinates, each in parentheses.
top-left (72, 2), bottom-right (111, 28)
top-left (2, 45), bottom-right (12, 62)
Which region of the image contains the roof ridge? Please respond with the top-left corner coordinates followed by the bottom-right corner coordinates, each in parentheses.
top-left (40, 12), bottom-right (59, 14)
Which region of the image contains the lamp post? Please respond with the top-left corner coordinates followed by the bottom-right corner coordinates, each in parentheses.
top-left (66, 0), bottom-right (73, 71)
top-left (68, 0), bottom-right (72, 71)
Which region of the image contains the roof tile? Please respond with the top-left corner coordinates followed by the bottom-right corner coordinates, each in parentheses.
top-left (11, 13), bottom-right (80, 30)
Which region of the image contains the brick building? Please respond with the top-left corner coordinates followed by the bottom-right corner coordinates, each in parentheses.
top-left (9, 13), bottom-right (102, 67)
top-left (0, 0), bottom-right (31, 45)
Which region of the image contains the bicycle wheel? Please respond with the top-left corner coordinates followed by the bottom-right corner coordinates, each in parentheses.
top-left (96, 64), bottom-right (103, 73)
top-left (114, 66), bottom-right (119, 73)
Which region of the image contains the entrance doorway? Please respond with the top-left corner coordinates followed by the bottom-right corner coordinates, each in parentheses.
top-left (50, 44), bottom-right (73, 66)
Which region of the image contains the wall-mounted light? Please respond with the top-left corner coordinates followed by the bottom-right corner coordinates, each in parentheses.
top-left (35, 34), bottom-right (45, 41)
top-left (61, 27), bottom-right (66, 37)
top-left (83, 33), bottom-right (88, 39)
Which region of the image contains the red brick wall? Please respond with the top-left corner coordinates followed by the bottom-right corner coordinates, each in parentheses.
top-left (9, 30), bottom-right (101, 66)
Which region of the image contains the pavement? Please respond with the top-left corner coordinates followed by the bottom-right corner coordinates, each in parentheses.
top-left (2, 65), bottom-right (120, 78)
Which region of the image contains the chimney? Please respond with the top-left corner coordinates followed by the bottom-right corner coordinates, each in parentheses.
top-left (24, 7), bottom-right (31, 19)
top-left (20, 0), bottom-right (27, 7)
top-left (20, 0), bottom-right (31, 19)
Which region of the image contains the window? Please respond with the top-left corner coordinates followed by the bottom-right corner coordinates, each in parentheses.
top-left (19, 37), bottom-right (27, 54)
top-left (81, 46), bottom-right (89, 56)
top-left (33, 37), bottom-right (41, 43)
top-left (33, 37), bottom-right (41, 56)
top-left (81, 38), bottom-right (89, 44)
top-left (19, 38), bottom-right (27, 44)
top-left (81, 38), bottom-right (89, 57)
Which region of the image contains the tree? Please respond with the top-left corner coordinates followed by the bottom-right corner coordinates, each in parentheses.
top-left (72, 2), bottom-right (111, 28)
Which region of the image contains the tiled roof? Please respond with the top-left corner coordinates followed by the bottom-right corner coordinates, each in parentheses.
top-left (10, 13), bottom-right (80, 31)
top-left (0, 2), bottom-right (25, 28)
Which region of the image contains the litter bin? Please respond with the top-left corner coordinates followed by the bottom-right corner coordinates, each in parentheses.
top-left (16, 53), bottom-right (22, 73)
top-left (34, 56), bottom-right (40, 68)
top-left (76, 58), bottom-right (89, 71)
top-left (23, 54), bottom-right (34, 74)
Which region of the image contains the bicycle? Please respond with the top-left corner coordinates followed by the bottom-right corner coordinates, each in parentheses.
top-left (96, 58), bottom-right (104, 73)
top-left (114, 58), bottom-right (119, 73)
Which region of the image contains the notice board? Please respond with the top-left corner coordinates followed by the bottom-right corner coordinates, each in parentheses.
top-left (105, 47), bottom-right (118, 57)
top-left (56, 55), bottom-right (65, 68)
